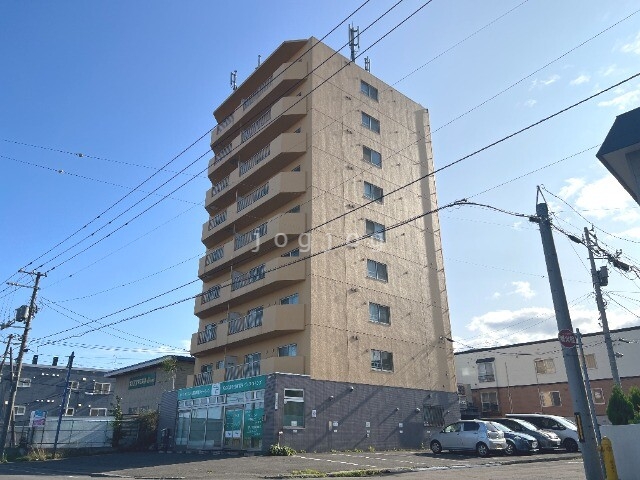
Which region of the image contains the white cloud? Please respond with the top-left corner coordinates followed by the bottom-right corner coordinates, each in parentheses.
top-left (511, 281), bottom-right (536, 299)
top-left (620, 32), bottom-right (640, 55)
top-left (492, 292), bottom-right (502, 299)
top-left (512, 221), bottom-right (523, 231)
top-left (597, 86), bottom-right (640, 111)
top-left (461, 305), bottom-right (639, 349)
top-left (558, 178), bottom-right (586, 200)
top-left (531, 74), bottom-right (560, 89)
top-left (560, 176), bottom-right (640, 223)
top-left (570, 74), bottom-right (590, 86)
top-left (523, 99), bottom-right (537, 107)
top-left (616, 226), bottom-right (640, 239)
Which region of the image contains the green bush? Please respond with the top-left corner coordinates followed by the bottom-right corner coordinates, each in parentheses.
top-left (628, 386), bottom-right (640, 413)
top-left (606, 385), bottom-right (635, 425)
top-left (269, 444), bottom-right (296, 456)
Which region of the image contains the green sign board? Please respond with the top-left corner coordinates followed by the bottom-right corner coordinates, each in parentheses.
top-left (243, 408), bottom-right (264, 438)
top-left (224, 408), bottom-right (243, 439)
top-left (220, 375), bottom-right (266, 394)
top-left (177, 384), bottom-right (214, 401)
top-left (128, 372), bottom-right (156, 390)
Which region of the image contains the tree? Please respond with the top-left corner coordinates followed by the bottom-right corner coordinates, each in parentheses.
top-left (606, 385), bottom-right (634, 425)
top-left (110, 395), bottom-right (124, 448)
top-left (628, 386), bottom-right (640, 413)
top-left (161, 356), bottom-right (178, 391)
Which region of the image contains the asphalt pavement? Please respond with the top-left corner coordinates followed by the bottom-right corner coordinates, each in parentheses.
top-left (0, 450), bottom-right (584, 479)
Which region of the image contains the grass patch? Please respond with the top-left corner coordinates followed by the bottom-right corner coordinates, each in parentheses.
top-left (329, 469), bottom-right (384, 477)
top-left (291, 469), bottom-right (328, 477)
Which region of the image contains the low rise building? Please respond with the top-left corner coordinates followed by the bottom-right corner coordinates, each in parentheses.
top-left (455, 326), bottom-right (640, 421)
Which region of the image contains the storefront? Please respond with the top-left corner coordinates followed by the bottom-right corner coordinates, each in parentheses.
top-left (175, 376), bottom-right (265, 451)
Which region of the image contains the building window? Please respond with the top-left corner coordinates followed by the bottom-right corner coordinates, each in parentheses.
top-left (480, 391), bottom-right (499, 413)
top-left (365, 219), bottom-right (385, 242)
top-left (363, 146), bottom-right (382, 168)
top-left (280, 293), bottom-right (299, 305)
top-left (592, 388), bottom-right (605, 404)
top-left (281, 248), bottom-right (300, 257)
top-left (584, 353), bottom-right (597, 369)
top-left (364, 181), bottom-right (384, 203)
top-left (477, 361), bottom-right (495, 383)
top-left (360, 80), bottom-right (378, 101)
top-left (64, 408), bottom-right (75, 416)
top-left (215, 360), bottom-right (225, 370)
top-left (129, 407), bottom-right (139, 415)
top-left (423, 405), bottom-right (445, 427)
top-left (366, 259), bottom-right (388, 282)
top-left (245, 352), bottom-right (261, 365)
top-left (201, 363), bottom-right (213, 373)
top-left (278, 344), bottom-right (297, 357)
top-left (283, 389), bottom-right (304, 427)
top-left (371, 349), bottom-right (394, 371)
top-left (68, 380), bottom-right (79, 390)
top-left (369, 302), bottom-right (390, 324)
top-left (93, 382), bottom-right (111, 394)
top-left (287, 204), bottom-right (301, 213)
top-left (17, 378), bottom-right (31, 388)
top-left (89, 408), bottom-right (108, 417)
top-left (361, 112), bottom-right (380, 133)
top-left (535, 358), bottom-right (556, 374)
top-left (540, 391), bottom-right (562, 407)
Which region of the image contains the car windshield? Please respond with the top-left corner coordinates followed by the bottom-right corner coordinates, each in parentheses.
top-left (491, 422), bottom-right (511, 432)
top-left (514, 419), bottom-right (539, 431)
top-left (554, 417), bottom-right (577, 429)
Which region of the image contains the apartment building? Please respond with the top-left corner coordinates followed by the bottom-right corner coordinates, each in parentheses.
top-left (455, 326), bottom-right (640, 422)
top-left (178, 37), bottom-right (458, 452)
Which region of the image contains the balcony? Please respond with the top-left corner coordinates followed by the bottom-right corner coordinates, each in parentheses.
top-left (206, 132), bottom-right (307, 213)
top-left (198, 213), bottom-right (305, 281)
top-left (194, 256), bottom-right (306, 318)
top-left (190, 304), bottom-right (305, 355)
top-left (188, 355), bottom-right (305, 387)
top-left (207, 96), bottom-right (307, 178)
top-left (201, 171), bottom-right (306, 248)
top-left (210, 60), bottom-right (307, 149)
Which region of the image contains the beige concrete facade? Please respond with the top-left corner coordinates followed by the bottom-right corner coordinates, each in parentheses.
top-left (190, 38), bottom-right (456, 393)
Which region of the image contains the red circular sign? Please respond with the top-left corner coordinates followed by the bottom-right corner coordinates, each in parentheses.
top-left (558, 329), bottom-right (577, 348)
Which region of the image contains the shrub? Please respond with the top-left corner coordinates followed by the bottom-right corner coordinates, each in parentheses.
top-left (628, 386), bottom-right (640, 413)
top-left (269, 444), bottom-right (296, 456)
top-left (606, 385), bottom-right (634, 425)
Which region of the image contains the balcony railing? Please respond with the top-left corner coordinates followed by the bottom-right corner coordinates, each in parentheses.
top-left (204, 247), bottom-right (225, 266)
top-left (197, 324), bottom-right (217, 345)
top-left (241, 108), bottom-right (272, 143)
top-left (215, 114), bottom-right (234, 135)
top-left (231, 264), bottom-right (266, 292)
top-left (224, 361), bottom-right (261, 381)
top-left (237, 182), bottom-right (269, 212)
top-left (234, 222), bottom-right (267, 251)
top-left (228, 308), bottom-right (263, 335)
top-left (238, 144), bottom-right (271, 176)
top-left (208, 210), bottom-right (228, 230)
top-left (213, 142), bottom-right (233, 166)
top-left (211, 175), bottom-right (230, 197)
top-left (201, 285), bottom-right (221, 305)
top-left (242, 75), bottom-right (273, 111)
top-left (194, 370), bottom-right (213, 386)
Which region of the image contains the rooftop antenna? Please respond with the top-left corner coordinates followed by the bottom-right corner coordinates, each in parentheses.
top-left (348, 24), bottom-right (359, 62)
top-left (364, 57), bottom-right (371, 72)
top-left (257, 55), bottom-right (261, 69)
top-left (230, 70), bottom-right (237, 91)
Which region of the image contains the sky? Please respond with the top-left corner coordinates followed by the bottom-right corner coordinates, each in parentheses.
top-left (1, 0), bottom-right (640, 371)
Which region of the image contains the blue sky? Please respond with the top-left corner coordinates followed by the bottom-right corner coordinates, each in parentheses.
top-left (1, 0), bottom-right (640, 370)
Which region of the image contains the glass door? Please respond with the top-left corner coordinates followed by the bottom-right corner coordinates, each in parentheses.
top-left (223, 406), bottom-right (244, 449)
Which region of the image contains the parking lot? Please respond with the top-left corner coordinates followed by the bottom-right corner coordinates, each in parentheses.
top-left (0, 449), bottom-right (584, 479)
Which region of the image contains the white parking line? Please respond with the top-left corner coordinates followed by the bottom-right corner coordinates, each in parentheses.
top-left (296, 455), bottom-right (379, 468)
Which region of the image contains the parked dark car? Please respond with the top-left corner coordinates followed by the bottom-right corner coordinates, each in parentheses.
top-left (489, 417), bottom-right (562, 451)
top-left (481, 419), bottom-right (538, 455)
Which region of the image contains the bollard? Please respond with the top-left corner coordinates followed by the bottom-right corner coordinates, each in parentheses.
top-left (599, 437), bottom-right (618, 480)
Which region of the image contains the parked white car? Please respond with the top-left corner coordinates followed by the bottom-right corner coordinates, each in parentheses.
top-left (506, 414), bottom-right (581, 452)
top-left (430, 420), bottom-right (507, 457)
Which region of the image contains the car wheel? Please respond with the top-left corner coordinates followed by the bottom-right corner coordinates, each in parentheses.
top-left (476, 442), bottom-right (489, 457)
top-left (564, 438), bottom-right (579, 453)
top-left (430, 440), bottom-right (442, 454)
top-left (504, 441), bottom-right (516, 456)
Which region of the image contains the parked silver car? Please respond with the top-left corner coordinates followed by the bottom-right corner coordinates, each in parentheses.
top-left (430, 420), bottom-right (507, 457)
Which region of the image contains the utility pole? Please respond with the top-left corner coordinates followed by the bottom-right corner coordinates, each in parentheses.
top-left (576, 329), bottom-right (601, 444)
top-left (0, 270), bottom-right (45, 458)
top-left (534, 200), bottom-right (603, 480)
top-left (584, 228), bottom-right (621, 387)
top-left (0, 335), bottom-right (13, 385)
top-left (53, 351), bottom-right (74, 457)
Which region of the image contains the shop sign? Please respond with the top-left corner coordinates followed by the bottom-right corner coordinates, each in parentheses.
top-left (243, 408), bottom-right (264, 438)
top-left (224, 409), bottom-right (243, 439)
top-left (128, 372), bottom-right (156, 389)
top-left (220, 375), bottom-right (266, 395)
top-left (30, 410), bottom-right (46, 427)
